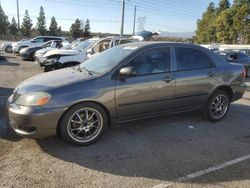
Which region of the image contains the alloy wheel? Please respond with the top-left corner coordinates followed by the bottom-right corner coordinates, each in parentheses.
top-left (67, 108), bottom-right (103, 143)
top-left (210, 94), bottom-right (229, 119)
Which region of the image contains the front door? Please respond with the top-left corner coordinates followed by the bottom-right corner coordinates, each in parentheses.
top-left (115, 47), bottom-right (176, 121)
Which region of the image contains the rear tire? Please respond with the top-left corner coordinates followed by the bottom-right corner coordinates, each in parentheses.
top-left (203, 90), bottom-right (230, 122)
top-left (59, 103), bottom-right (108, 146)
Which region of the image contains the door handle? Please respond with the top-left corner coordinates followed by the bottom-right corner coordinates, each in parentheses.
top-left (162, 77), bottom-right (174, 82)
top-left (207, 72), bottom-right (215, 77)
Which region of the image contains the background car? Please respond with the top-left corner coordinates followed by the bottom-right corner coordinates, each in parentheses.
top-left (34, 40), bottom-right (71, 63)
top-left (42, 36), bottom-right (139, 72)
top-left (218, 51), bottom-right (250, 77)
top-left (41, 38), bottom-right (100, 72)
top-left (19, 40), bottom-right (65, 61)
top-left (19, 40), bottom-right (68, 60)
top-left (7, 42), bottom-right (246, 146)
top-left (0, 42), bottom-right (13, 53)
top-left (12, 36), bottom-right (65, 54)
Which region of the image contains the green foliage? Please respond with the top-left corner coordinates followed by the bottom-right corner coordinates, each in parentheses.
top-left (21, 10), bottom-right (33, 37)
top-left (0, 5), bottom-right (9, 39)
top-left (9, 17), bottom-right (19, 38)
top-left (84, 19), bottom-right (91, 38)
top-left (37, 6), bottom-right (47, 35)
top-left (195, 2), bottom-right (217, 43)
top-left (217, 0), bottom-right (230, 13)
top-left (49, 16), bottom-right (61, 36)
top-left (195, 0), bottom-right (250, 44)
top-left (70, 18), bottom-right (82, 38)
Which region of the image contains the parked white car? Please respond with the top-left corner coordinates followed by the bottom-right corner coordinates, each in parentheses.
top-left (34, 40), bottom-right (70, 63)
top-left (12, 36), bottom-right (65, 53)
top-left (41, 36), bottom-right (138, 72)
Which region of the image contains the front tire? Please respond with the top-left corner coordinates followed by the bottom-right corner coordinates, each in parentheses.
top-left (203, 90), bottom-right (230, 122)
top-left (59, 103), bottom-right (108, 146)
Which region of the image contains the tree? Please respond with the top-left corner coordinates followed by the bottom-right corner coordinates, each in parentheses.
top-left (0, 5), bottom-right (9, 39)
top-left (195, 2), bottom-right (217, 43)
top-left (84, 19), bottom-right (91, 38)
top-left (215, 9), bottom-right (233, 44)
top-left (70, 18), bottom-right (81, 38)
top-left (49, 16), bottom-right (61, 36)
top-left (231, 0), bottom-right (250, 44)
top-left (9, 17), bottom-right (19, 39)
top-left (21, 10), bottom-right (33, 37)
top-left (37, 6), bottom-right (46, 35)
top-left (217, 0), bottom-right (231, 13)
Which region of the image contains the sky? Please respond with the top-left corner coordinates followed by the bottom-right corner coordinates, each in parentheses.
top-left (1, 0), bottom-right (226, 34)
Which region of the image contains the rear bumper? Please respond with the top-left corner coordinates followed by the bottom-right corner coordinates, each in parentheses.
top-left (231, 83), bottom-right (247, 102)
top-left (7, 98), bottom-right (67, 138)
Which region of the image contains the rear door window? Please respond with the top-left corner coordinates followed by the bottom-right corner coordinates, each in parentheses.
top-left (175, 47), bottom-right (214, 71)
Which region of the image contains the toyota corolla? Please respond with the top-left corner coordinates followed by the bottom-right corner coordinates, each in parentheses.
top-left (7, 42), bottom-right (247, 146)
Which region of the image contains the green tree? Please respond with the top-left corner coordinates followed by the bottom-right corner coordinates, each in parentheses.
top-left (231, 0), bottom-right (250, 44)
top-left (195, 2), bottom-right (217, 43)
top-left (9, 17), bottom-right (19, 39)
top-left (215, 9), bottom-right (233, 44)
top-left (84, 19), bottom-right (91, 38)
top-left (21, 10), bottom-right (33, 37)
top-left (217, 0), bottom-right (231, 13)
top-left (49, 16), bottom-right (61, 36)
top-left (0, 5), bottom-right (9, 39)
top-left (70, 18), bottom-right (81, 38)
top-left (37, 6), bottom-right (46, 35)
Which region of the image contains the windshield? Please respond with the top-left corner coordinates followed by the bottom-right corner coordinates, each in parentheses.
top-left (72, 40), bottom-right (93, 51)
top-left (80, 45), bottom-right (137, 74)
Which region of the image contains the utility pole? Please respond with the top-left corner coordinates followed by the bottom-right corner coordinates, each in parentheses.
top-left (120, 0), bottom-right (125, 37)
top-left (16, 0), bottom-right (20, 29)
top-left (132, 6), bottom-right (137, 35)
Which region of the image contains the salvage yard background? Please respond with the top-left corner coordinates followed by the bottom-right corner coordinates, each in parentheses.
top-left (0, 53), bottom-right (250, 188)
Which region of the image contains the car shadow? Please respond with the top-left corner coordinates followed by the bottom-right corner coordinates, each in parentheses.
top-left (37, 103), bottom-right (250, 184)
top-left (0, 86), bottom-right (21, 141)
top-left (0, 56), bottom-right (19, 66)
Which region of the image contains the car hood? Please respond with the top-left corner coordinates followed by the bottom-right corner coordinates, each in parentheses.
top-left (36, 48), bottom-right (53, 55)
top-left (25, 46), bottom-right (43, 52)
top-left (44, 49), bottom-right (80, 57)
top-left (15, 67), bottom-right (93, 95)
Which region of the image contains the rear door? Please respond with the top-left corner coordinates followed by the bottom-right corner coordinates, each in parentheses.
top-left (174, 47), bottom-right (217, 108)
top-left (115, 47), bottom-right (176, 120)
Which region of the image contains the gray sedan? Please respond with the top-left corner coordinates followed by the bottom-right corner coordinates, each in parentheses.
top-left (7, 42), bottom-right (247, 146)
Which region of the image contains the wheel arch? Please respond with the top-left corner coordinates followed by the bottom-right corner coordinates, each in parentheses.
top-left (56, 100), bottom-right (111, 135)
top-left (212, 85), bottom-right (233, 101)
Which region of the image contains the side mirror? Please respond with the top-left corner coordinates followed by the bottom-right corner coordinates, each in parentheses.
top-left (31, 40), bottom-right (36, 43)
top-left (227, 57), bottom-right (234, 62)
top-left (86, 48), bottom-right (93, 54)
top-left (119, 67), bottom-right (136, 78)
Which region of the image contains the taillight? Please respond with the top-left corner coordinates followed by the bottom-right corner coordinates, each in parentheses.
top-left (241, 67), bottom-right (246, 80)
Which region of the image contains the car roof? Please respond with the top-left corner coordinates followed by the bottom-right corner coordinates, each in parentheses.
top-left (120, 41), bottom-right (201, 49)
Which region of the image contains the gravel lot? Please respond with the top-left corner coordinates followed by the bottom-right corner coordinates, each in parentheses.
top-left (0, 53), bottom-right (250, 188)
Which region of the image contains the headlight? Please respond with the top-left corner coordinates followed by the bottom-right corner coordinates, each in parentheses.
top-left (15, 92), bottom-right (51, 106)
top-left (43, 57), bottom-right (59, 66)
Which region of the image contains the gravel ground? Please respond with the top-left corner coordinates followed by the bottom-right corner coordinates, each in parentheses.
top-left (0, 53), bottom-right (250, 188)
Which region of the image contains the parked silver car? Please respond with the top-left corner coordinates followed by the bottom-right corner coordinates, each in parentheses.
top-left (7, 42), bottom-right (247, 146)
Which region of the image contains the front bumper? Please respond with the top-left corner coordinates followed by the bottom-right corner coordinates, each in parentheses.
top-left (20, 51), bottom-right (30, 59)
top-left (7, 98), bottom-right (67, 138)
